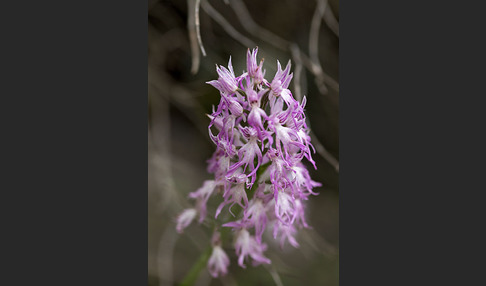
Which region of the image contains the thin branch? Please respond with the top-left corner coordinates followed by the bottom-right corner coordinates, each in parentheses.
top-left (310, 129), bottom-right (339, 173)
top-left (323, 4), bottom-right (339, 37)
top-left (201, 0), bottom-right (256, 49)
top-left (300, 57), bottom-right (308, 97)
top-left (309, 0), bottom-right (327, 65)
top-left (264, 264), bottom-right (284, 286)
top-left (148, 71), bottom-right (211, 146)
top-left (309, 0), bottom-right (330, 94)
top-left (301, 228), bottom-right (338, 257)
top-left (229, 0), bottom-right (289, 50)
top-left (299, 51), bottom-right (339, 93)
top-left (290, 44), bottom-right (303, 102)
top-left (195, 0), bottom-right (207, 56)
top-left (187, 0), bottom-right (201, 74)
top-left (157, 226), bottom-right (180, 286)
top-left (148, 83), bottom-right (177, 211)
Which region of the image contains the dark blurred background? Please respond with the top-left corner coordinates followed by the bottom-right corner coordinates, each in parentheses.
top-left (148, 0), bottom-right (339, 285)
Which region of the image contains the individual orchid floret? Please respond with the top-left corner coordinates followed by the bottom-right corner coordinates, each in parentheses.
top-left (208, 246), bottom-right (230, 278)
top-left (188, 180), bottom-right (219, 223)
top-left (215, 175), bottom-right (249, 218)
top-left (207, 113), bottom-right (224, 131)
top-left (246, 47), bottom-right (265, 85)
top-left (211, 119), bottom-right (235, 151)
top-left (207, 149), bottom-right (231, 180)
top-left (206, 57), bottom-right (239, 95)
top-left (207, 231), bottom-right (230, 278)
top-left (268, 60), bottom-right (298, 116)
top-left (247, 89), bottom-right (269, 139)
top-left (176, 208), bottom-right (197, 234)
top-left (242, 197), bottom-right (269, 242)
top-left (272, 220), bottom-right (300, 248)
top-left (234, 229), bottom-right (271, 268)
top-left (268, 115), bottom-right (306, 160)
top-left (270, 60), bottom-right (293, 95)
top-left (274, 189), bottom-right (296, 224)
top-left (291, 199), bottom-right (309, 228)
top-left (296, 129), bottom-right (317, 169)
top-left (226, 127), bottom-right (263, 188)
top-left (266, 148), bottom-right (293, 192)
top-left (291, 162), bottom-right (322, 196)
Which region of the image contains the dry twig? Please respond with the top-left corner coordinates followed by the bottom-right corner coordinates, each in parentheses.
top-left (323, 4), bottom-right (339, 37)
top-left (310, 129), bottom-right (339, 173)
top-left (310, 0), bottom-right (331, 94)
top-left (187, 0), bottom-right (206, 74)
top-left (264, 264), bottom-right (284, 286)
top-left (201, 0), bottom-right (256, 49)
top-left (229, 0), bottom-right (289, 50)
top-left (290, 44), bottom-right (304, 102)
top-left (195, 0), bottom-right (207, 56)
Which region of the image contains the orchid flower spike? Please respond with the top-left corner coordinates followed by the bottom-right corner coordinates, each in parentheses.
top-left (176, 48), bottom-right (321, 276)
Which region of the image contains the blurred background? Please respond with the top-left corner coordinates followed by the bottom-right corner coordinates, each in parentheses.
top-left (148, 0), bottom-right (339, 285)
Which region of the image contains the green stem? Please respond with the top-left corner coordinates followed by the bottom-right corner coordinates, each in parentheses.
top-left (178, 246), bottom-right (212, 286)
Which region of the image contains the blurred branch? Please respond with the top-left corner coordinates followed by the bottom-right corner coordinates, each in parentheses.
top-left (195, 0), bottom-right (207, 56)
top-left (310, 129), bottom-right (339, 173)
top-left (301, 228), bottom-right (338, 257)
top-left (148, 82), bottom-right (184, 212)
top-left (303, 53), bottom-right (339, 93)
top-left (309, 0), bottom-right (327, 65)
top-left (157, 225), bottom-right (180, 286)
top-left (290, 44), bottom-right (303, 102)
top-left (201, 0), bottom-right (256, 49)
top-left (149, 71), bottom-right (211, 146)
top-left (309, 0), bottom-right (340, 94)
top-left (264, 264), bottom-right (284, 286)
top-left (188, 0), bottom-right (206, 74)
top-left (229, 0), bottom-right (289, 50)
top-left (323, 3), bottom-right (339, 37)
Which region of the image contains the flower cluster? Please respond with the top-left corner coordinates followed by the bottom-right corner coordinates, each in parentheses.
top-left (176, 48), bottom-right (321, 277)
